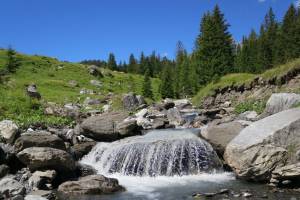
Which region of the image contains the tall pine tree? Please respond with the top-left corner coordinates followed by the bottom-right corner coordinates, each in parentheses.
top-left (107, 53), bottom-right (117, 70)
top-left (194, 5), bottom-right (234, 86)
top-left (142, 69), bottom-right (153, 99)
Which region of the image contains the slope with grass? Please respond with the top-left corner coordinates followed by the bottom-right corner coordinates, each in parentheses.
top-left (0, 50), bottom-right (161, 128)
top-left (193, 58), bottom-right (300, 109)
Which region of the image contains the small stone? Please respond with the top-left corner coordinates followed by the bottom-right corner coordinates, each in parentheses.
top-left (219, 189), bottom-right (229, 194)
top-left (282, 180), bottom-right (292, 185)
top-left (243, 192), bottom-right (253, 198)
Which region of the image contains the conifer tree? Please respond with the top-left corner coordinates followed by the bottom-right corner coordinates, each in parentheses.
top-left (281, 4), bottom-right (298, 61)
top-left (194, 5), bottom-right (234, 85)
top-left (142, 69), bottom-right (153, 99)
top-left (107, 53), bottom-right (117, 70)
top-left (128, 54), bottom-right (137, 73)
top-left (6, 47), bottom-right (20, 73)
top-left (257, 8), bottom-right (278, 70)
top-left (160, 64), bottom-right (174, 99)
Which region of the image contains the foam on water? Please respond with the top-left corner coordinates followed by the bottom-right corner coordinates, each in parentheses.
top-left (108, 172), bottom-right (235, 199)
top-left (81, 129), bottom-right (222, 176)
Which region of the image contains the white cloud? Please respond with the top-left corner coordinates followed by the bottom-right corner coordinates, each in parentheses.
top-left (258, 0), bottom-right (266, 2)
top-left (295, 0), bottom-right (300, 8)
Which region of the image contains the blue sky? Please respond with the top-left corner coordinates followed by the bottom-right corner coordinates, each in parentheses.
top-left (0, 0), bottom-right (298, 62)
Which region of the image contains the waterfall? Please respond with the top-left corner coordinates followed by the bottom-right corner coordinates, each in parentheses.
top-left (81, 129), bottom-right (222, 177)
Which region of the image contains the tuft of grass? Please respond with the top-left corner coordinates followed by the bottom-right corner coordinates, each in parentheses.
top-left (261, 58), bottom-right (300, 81)
top-left (234, 100), bottom-right (266, 114)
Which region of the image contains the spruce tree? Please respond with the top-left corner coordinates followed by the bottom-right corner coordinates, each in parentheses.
top-left (6, 47), bottom-right (20, 73)
top-left (194, 5), bottom-right (234, 85)
top-left (107, 53), bottom-right (117, 70)
top-left (257, 8), bottom-right (278, 70)
top-left (142, 69), bottom-right (153, 99)
top-left (128, 54), bottom-right (137, 73)
top-left (281, 4), bottom-right (298, 61)
top-left (160, 64), bottom-right (174, 99)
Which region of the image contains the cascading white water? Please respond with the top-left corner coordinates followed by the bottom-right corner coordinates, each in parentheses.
top-left (81, 129), bottom-right (223, 176)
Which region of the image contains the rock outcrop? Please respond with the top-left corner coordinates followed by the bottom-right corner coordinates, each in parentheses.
top-left (224, 108), bottom-right (300, 182)
top-left (0, 120), bottom-right (19, 144)
top-left (57, 175), bottom-right (124, 195)
top-left (263, 93), bottom-right (300, 116)
top-left (122, 93), bottom-right (145, 110)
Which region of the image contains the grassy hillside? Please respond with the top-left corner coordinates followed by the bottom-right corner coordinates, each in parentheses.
top-left (193, 58), bottom-right (300, 107)
top-left (0, 50), bottom-right (161, 127)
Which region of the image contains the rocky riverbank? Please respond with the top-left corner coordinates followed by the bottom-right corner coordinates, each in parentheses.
top-left (0, 92), bottom-right (300, 199)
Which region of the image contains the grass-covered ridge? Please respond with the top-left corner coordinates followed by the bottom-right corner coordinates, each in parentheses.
top-left (193, 58), bottom-right (300, 106)
top-left (0, 50), bottom-right (161, 128)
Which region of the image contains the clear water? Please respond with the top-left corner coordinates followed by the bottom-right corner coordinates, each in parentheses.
top-left (58, 173), bottom-right (300, 200)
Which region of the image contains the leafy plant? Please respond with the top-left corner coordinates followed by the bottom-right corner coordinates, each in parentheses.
top-left (235, 100), bottom-right (266, 114)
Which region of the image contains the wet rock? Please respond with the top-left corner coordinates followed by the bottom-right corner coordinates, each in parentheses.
top-left (116, 119), bottom-right (139, 137)
top-left (14, 134), bottom-right (66, 152)
top-left (0, 120), bottom-right (19, 144)
top-left (17, 147), bottom-right (76, 172)
top-left (57, 175), bottom-right (124, 195)
top-left (71, 141), bottom-right (96, 160)
top-left (0, 164), bottom-right (9, 178)
top-left (75, 163), bottom-right (97, 177)
top-left (25, 190), bottom-right (56, 200)
top-left (242, 192), bottom-right (253, 198)
top-left (263, 93), bottom-right (300, 116)
top-left (0, 177), bottom-right (26, 198)
top-left (80, 112), bottom-right (129, 141)
top-left (224, 108), bottom-right (300, 182)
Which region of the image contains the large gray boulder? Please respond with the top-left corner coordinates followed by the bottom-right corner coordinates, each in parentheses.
top-left (57, 175), bottom-right (124, 195)
top-left (17, 147), bottom-right (76, 172)
top-left (14, 133), bottom-right (66, 152)
top-left (200, 121), bottom-right (244, 156)
top-left (224, 108), bottom-right (300, 182)
top-left (263, 93), bottom-right (300, 116)
top-left (80, 112), bottom-right (130, 141)
top-left (0, 120), bottom-right (19, 144)
top-left (0, 177), bottom-right (26, 197)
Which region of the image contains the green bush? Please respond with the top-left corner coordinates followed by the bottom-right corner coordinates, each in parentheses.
top-left (235, 100), bottom-right (266, 114)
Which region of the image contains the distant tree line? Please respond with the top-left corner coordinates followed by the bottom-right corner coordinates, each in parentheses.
top-left (81, 4), bottom-right (300, 99)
